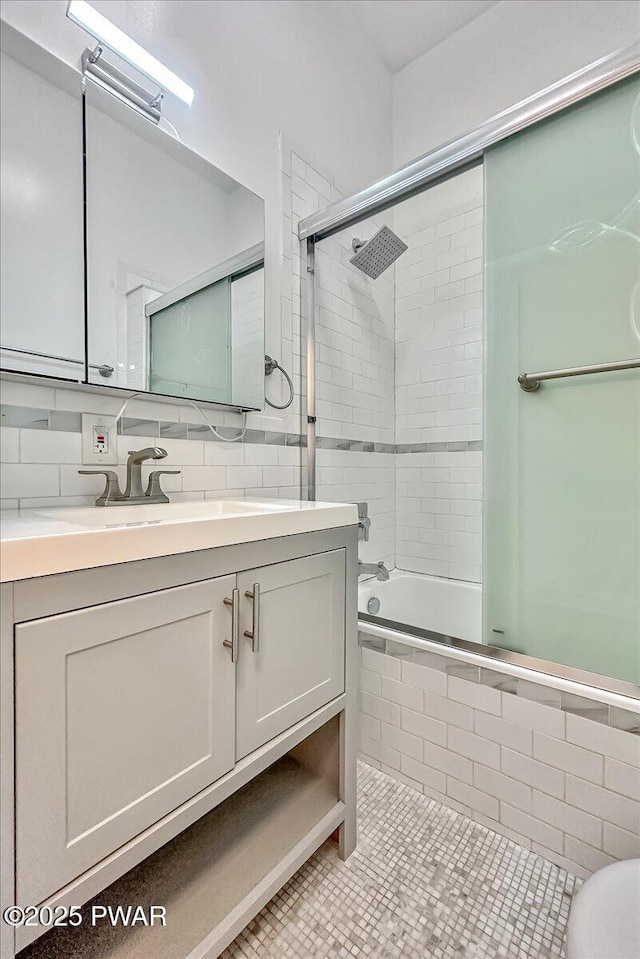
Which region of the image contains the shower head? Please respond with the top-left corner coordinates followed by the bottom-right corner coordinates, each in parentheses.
top-left (349, 225), bottom-right (408, 279)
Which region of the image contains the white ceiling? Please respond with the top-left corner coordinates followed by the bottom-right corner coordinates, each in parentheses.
top-left (349, 0), bottom-right (500, 73)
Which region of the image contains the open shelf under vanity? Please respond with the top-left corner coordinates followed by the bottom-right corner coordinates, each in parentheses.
top-left (18, 717), bottom-right (343, 959)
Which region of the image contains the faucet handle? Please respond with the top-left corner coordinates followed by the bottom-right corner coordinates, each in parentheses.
top-left (78, 469), bottom-right (123, 506)
top-left (145, 469), bottom-right (180, 502)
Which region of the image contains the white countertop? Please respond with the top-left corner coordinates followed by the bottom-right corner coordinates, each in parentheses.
top-left (0, 499), bottom-right (358, 583)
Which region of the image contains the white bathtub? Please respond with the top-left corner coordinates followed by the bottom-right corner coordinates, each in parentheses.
top-left (358, 569), bottom-right (482, 645)
top-left (357, 571), bottom-right (639, 711)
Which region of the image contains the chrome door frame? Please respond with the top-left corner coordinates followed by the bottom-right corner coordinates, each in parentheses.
top-left (299, 44), bottom-right (639, 242)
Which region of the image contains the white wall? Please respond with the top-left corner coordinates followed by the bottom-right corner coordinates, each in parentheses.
top-left (393, 0), bottom-right (640, 167)
top-left (0, 0), bottom-right (391, 194)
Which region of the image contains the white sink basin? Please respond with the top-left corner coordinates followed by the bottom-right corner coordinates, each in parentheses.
top-left (38, 500), bottom-right (290, 527)
top-left (1, 498), bottom-right (358, 583)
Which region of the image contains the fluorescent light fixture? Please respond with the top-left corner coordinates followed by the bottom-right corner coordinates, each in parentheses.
top-left (67, 0), bottom-right (194, 106)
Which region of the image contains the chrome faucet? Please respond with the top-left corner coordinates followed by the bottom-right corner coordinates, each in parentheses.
top-left (79, 447), bottom-right (180, 506)
top-left (123, 447), bottom-right (170, 500)
top-left (358, 560), bottom-right (390, 582)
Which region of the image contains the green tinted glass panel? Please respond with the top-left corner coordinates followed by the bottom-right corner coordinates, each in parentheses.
top-left (484, 76), bottom-right (640, 685)
top-left (150, 279), bottom-right (231, 403)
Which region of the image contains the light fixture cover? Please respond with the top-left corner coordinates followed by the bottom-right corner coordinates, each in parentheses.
top-left (66, 0), bottom-right (194, 106)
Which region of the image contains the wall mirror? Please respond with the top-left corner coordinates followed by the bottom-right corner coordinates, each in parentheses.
top-left (0, 25), bottom-right (266, 412)
top-left (84, 82), bottom-right (265, 410)
top-left (1, 26), bottom-right (85, 381)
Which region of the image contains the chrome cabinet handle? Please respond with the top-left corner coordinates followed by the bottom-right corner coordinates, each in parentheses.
top-left (223, 588), bottom-right (240, 663)
top-left (244, 583), bottom-right (260, 653)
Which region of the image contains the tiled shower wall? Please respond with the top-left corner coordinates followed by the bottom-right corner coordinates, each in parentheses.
top-left (394, 170), bottom-right (483, 583)
top-left (359, 643), bottom-right (640, 879)
top-left (314, 216), bottom-right (396, 568)
top-left (313, 229), bottom-right (395, 446)
top-left (289, 150), bottom-right (396, 570)
top-left (302, 166), bottom-right (485, 580)
top-left (395, 446), bottom-right (482, 582)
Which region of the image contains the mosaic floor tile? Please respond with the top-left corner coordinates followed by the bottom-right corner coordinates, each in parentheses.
top-left (223, 763), bottom-right (580, 959)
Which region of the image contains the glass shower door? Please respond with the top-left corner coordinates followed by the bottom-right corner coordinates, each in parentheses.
top-left (484, 75), bottom-right (640, 686)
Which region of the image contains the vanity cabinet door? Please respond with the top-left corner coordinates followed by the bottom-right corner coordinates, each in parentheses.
top-left (235, 550), bottom-right (346, 760)
top-left (15, 576), bottom-right (236, 906)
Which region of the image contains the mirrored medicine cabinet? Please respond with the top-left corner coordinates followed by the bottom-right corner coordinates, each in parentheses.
top-left (0, 23), bottom-right (266, 411)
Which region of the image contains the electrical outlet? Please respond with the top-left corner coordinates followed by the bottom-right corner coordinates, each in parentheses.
top-left (81, 413), bottom-right (118, 465)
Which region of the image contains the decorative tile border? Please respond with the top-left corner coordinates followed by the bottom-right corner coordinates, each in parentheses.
top-left (316, 436), bottom-right (395, 453)
top-left (396, 440), bottom-right (483, 454)
top-left (1, 404), bottom-right (482, 455)
top-left (0, 404), bottom-right (307, 448)
top-left (359, 634), bottom-right (640, 731)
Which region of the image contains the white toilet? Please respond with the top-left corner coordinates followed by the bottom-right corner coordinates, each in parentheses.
top-left (566, 859), bottom-right (640, 959)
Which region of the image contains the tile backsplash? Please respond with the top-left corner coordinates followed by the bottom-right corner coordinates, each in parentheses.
top-left (0, 379), bottom-right (304, 511)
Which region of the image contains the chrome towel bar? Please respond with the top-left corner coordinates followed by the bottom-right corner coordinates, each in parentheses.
top-left (518, 358), bottom-right (640, 392)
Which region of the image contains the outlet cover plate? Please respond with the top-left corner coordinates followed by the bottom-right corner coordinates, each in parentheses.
top-left (81, 413), bottom-right (118, 465)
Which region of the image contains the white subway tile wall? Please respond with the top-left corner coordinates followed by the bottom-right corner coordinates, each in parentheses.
top-left (395, 198), bottom-right (483, 448)
top-left (359, 645), bottom-right (640, 880)
top-left (0, 382), bottom-right (305, 510)
top-left (316, 447), bottom-right (395, 569)
top-left (395, 448), bottom-right (482, 581)
top-left (307, 173), bottom-right (485, 581)
top-left (289, 148), bottom-right (397, 568)
top-left (313, 228), bottom-right (395, 445)
top-left (394, 186), bottom-right (483, 584)
top-left (283, 142), bottom-right (332, 445)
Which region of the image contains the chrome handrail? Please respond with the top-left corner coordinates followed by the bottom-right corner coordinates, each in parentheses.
top-left (518, 358), bottom-right (640, 392)
top-left (1, 344), bottom-right (114, 378)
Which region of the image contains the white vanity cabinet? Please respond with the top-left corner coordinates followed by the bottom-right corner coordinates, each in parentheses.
top-left (15, 576), bottom-right (237, 906)
top-left (236, 550), bottom-right (346, 759)
top-left (1, 523), bottom-right (357, 959)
